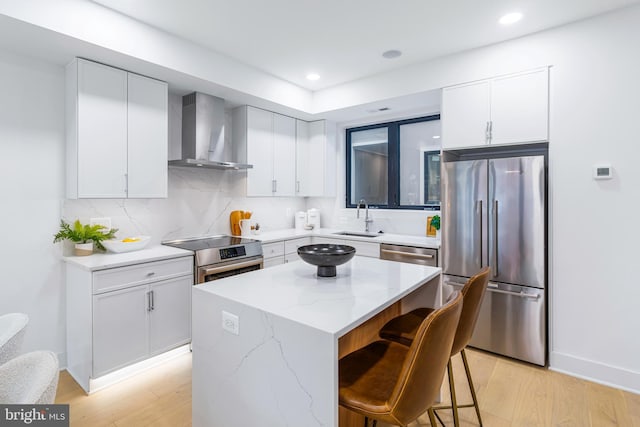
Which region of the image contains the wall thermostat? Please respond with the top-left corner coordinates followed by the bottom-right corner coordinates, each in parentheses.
top-left (593, 164), bottom-right (612, 180)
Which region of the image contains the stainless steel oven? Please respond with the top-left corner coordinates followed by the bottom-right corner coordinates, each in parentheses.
top-left (163, 235), bottom-right (263, 285)
top-left (197, 256), bottom-right (263, 283)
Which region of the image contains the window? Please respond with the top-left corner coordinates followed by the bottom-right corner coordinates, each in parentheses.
top-left (346, 115), bottom-right (441, 209)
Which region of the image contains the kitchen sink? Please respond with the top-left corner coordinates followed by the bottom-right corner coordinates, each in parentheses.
top-left (332, 231), bottom-right (380, 238)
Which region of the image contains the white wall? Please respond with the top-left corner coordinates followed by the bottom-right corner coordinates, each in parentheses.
top-left (0, 50), bottom-right (66, 358)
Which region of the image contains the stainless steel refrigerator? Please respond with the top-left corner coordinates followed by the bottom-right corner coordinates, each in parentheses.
top-left (442, 153), bottom-right (546, 366)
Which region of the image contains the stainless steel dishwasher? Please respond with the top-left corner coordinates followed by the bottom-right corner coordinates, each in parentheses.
top-left (379, 243), bottom-right (438, 267)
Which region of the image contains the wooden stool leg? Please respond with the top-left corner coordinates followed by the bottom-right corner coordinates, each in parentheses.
top-left (461, 349), bottom-right (483, 426)
top-left (428, 408), bottom-right (437, 427)
top-left (447, 359), bottom-right (460, 427)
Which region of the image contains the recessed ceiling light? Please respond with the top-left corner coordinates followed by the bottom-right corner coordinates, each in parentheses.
top-left (432, 135), bottom-right (441, 139)
top-left (382, 50), bottom-right (402, 59)
top-left (499, 12), bottom-right (523, 25)
top-left (306, 73), bottom-right (320, 81)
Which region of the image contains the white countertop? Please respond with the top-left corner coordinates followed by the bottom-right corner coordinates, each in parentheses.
top-left (63, 245), bottom-right (193, 271)
top-left (194, 256), bottom-right (441, 337)
top-left (252, 228), bottom-right (440, 249)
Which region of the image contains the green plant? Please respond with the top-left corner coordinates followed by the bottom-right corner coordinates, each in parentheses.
top-left (430, 215), bottom-right (441, 231)
top-left (53, 219), bottom-right (118, 251)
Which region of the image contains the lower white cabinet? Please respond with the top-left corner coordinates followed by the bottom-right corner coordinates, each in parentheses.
top-left (262, 237), bottom-right (311, 268)
top-left (66, 255), bottom-right (193, 392)
top-left (92, 285), bottom-right (149, 376)
top-left (310, 236), bottom-right (380, 258)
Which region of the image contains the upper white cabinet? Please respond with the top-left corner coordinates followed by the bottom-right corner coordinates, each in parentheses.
top-left (234, 106), bottom-right (296, 197)
top-left (234, 106), bottom-right (336, 198)
top-left (127, 73), bottom-right (169, 198)
top-left (296, 120), bottom-right (337, 197)
top-left (442, 68), bottom-right (549, 149)
top-left (66, 58), bottom-right (168, 199)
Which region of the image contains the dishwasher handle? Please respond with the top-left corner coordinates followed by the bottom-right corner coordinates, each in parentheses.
top-left (380, 248), bottom-right (434, 260)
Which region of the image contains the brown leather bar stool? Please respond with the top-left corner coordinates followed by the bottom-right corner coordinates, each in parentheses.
top-left (379, 267), bottom-right (490, 426)
top-left (339, 291), bottom-right (463, 427)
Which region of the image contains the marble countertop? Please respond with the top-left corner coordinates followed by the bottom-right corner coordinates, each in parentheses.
top-left (194, 256), bottom-right (441, 337)
top-left (252, 228), bottom-right (441, 249)
top-left (63, 245), bottom-right (193, 271)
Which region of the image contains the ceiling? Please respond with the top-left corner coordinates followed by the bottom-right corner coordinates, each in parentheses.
top-left (90, 0), bottom-right (639, 91)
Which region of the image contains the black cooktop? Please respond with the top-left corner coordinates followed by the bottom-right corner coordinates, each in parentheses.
top-left (162, 235), bottom-right (260, 251)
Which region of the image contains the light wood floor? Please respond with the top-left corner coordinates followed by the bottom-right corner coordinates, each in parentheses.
top-left (56, 349), bottom-right (639, 426)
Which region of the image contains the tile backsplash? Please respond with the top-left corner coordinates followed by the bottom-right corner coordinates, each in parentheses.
top-left (63, 168), bottom-right (306, 244)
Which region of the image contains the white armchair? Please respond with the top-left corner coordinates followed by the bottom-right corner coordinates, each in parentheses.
top-left (0, 313), bottom-right (29, 365)
top-left (0, 351), bottom-right (59, 404)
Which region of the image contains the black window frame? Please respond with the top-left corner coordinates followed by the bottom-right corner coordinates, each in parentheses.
top-left (346, 114), bottom-right (441, 210)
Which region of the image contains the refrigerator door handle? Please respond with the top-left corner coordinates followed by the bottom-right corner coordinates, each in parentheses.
top-left (493, 199), bottom-right (499, 277)
top-left (478, 200), bottom-right (483, 268)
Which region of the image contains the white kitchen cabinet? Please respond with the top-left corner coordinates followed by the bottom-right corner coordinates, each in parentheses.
top-left (234, 106), bottom-right (296, 197)
top-left (127, 73), bottom-right (168, 198)
top-left (442, 68), bottom-right (548, 149)
top-left (296, 120), bottom-right (337, 197)
top-left (66, 255), bottom-right (193, 392)
top-left (92, 285), bottom-right (149, 376)
top-left (272, 113), bottom-right (297, 196)
top-left (262, 237), bottom-right (311, 268)
top-left (148, 277), bottom-right (192, 355)
top-left (310, 236), bottom-right (380, 258)
top-left (263, 257), bottom-right (286, 269)
top-left (441, 81), bottom-right (490, 149)
top-left (66, 58), bottom-right (168, 199)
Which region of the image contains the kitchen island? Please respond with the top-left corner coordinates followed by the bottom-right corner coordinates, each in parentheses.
top-left (192, 256), bottom-right (441, 427)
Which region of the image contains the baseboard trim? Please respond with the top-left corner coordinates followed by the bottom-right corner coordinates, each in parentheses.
top-left (550, 351), bottom-right (640, 394)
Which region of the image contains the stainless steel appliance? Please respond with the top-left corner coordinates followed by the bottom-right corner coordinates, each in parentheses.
top-left (380, 243), bottom-right (438, 267)
top-left (163, 235), bottom-right (263, 284)
top-left (168, 92), bottom-right (253, 170)
top-left (442, 150), bottom-right (547, 365)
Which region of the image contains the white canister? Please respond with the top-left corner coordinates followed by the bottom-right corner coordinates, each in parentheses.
top-left (295, 211), bottom-right (307, 230)
top-left (240, 219), bottom-right (252, 236)
top-left (307, 208), bottom-right (321, 229)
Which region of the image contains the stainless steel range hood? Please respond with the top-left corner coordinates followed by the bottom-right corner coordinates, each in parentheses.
top-left (169, 92), bottom-right (252, 170)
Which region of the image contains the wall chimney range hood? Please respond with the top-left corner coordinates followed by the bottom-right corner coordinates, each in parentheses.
top-left (169, 92), bottom-right (252, 170)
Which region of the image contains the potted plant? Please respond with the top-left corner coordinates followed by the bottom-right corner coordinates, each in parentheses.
top-left (430, 215), bottom-right (441, 238)
top-left (53, 220), bottom-right (118, 256)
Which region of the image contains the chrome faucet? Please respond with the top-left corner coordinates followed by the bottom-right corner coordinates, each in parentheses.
top-left (356, 199), bottom-right (374, 232)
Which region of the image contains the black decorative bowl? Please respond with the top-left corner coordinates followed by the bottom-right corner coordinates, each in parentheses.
top-left (297, 244), bottom-right (356, 277)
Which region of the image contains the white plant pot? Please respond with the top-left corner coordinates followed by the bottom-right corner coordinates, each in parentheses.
top-left (74, 242), bottom-right (93, 256)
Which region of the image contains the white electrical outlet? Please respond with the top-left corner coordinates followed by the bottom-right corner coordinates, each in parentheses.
top-left (222, 311), bottom-right (239, 335)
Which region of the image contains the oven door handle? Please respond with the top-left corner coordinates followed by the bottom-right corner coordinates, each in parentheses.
top-left (199, 258), bottom-right (264, 276)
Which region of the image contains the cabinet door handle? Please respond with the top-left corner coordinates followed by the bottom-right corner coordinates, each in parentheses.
top-left (485, 121), bottom-right (490, 143)
top-left (146, 271), bottom-right (155, 277)
top-left (489, 120), bottom-right (493, 142)
top-left (124, 173), bottom-right (129, 195)
top-left (272, 180), bottom-right (277, 193)
top-left (150, 290), bottom-right (155, 311)
top-left (296, 181), bottom-right (300, 193)
top-left (147, 291), bottom-right (152, 312)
